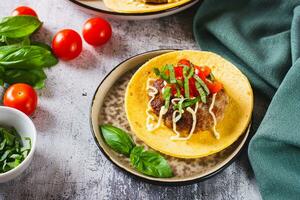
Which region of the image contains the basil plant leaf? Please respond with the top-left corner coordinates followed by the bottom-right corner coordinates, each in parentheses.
top-left (100, 124), bottom-right (135, 156)
top-left (0, 45), bottom-right (58, 70)
top-left (130, 146), bottom-right (173, 178)
top-left (0, 16), bottom-right (42, 39)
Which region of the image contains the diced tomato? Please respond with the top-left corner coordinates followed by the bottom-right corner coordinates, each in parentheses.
top-left (202, 66), bottom-right (211, 77)
top-left (174, 66), bottom-right (184, 79)
top-left (188, 77), bottom-right (199, 97)
top-left (178, 59), bottom-right (191, 67)
top-left (195, 66), bottom-right (211, 79)
top-left (207, 81), bottom-right (223, 94)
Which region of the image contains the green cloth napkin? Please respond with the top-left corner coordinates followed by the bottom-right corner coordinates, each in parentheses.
top-left (193, 0), bottom-right (300, 199)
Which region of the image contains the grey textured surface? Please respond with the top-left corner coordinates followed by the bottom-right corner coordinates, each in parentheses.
top-left (0, 0), bottom-right (262, 199)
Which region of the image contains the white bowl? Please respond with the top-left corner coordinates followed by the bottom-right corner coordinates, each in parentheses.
top-left (0, 106), bottom-right (37, 183)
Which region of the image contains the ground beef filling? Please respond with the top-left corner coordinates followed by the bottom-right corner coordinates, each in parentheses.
top-left (149, 79), bottom-right (229, 134)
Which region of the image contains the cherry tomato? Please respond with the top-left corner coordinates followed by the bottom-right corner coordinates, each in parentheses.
top-left (207, 81), bottom-right (223, 94)
top-left (12, 6), bottom-right (37, 17)
top-left (3, 83), bottom-right (38, 116)
top-left (52, 29), bottom-right (82, 60)
top-left (83, 17), bottom-right (112, 46)
top-left (178, 59), bottom-right (191, 67)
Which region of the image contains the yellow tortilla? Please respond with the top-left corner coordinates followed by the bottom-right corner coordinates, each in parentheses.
top-left (125, 50), bottom-right (253, 158)
top-left (103, 0), bottom-right (192, 14)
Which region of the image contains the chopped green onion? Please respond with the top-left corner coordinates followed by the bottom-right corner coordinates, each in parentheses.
top-left (167, 64), bottom-right (176, 84)
top-left (194, 74), bottom-right (210, 95)
top-left (195, 82), bottom-right (207, 103)
top-left (162, 86), bottom-right (171, 109)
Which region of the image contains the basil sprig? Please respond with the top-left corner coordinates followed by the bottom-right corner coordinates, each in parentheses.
top-left (0, 45), bottom-right (58, 89)
top-left (100, 124), bottom-right (174, 178)
top-left (0, 15), bottom-right (58, 89)
top-left (0, 126), bottom-right (31, 173)
top-left (130, 146), bottom-right (173, 178)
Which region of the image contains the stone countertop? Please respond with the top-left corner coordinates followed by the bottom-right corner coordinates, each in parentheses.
top-left (0, 0), bottom-right (261, 199)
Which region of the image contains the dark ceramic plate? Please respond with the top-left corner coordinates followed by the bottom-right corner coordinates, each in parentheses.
top-left (90, 49), bottom-right (250, 185)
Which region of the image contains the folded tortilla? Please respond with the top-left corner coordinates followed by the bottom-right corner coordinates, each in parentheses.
top-left (125, 50), bottom-right (253, 158)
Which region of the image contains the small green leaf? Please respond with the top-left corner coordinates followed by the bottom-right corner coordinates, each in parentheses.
top-left (130, 146), bottom-right (173, 178)
top-left (100, 124), bottom-right (135, 156)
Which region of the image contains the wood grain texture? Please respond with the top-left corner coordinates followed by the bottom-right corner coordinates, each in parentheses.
top-left (0, 0), bottom-right (262, 199)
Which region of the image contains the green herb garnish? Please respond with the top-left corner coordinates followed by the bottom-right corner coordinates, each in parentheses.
top-left (194, 74), bottom-right (210, 95)
top-left (162, 86), bottom-right (171, 109)
top-left (195, 82), bottom-right (207, 103)
top-left (100, 124), bottom-right (135, 156)
top-left (0, 126), bottom-right (31, 173)
top-left (167, 64), bottom-right (176, 84)
top-left (100, 125), bottom-right (174, 178)
top-left (173, 97), bottom-right (201, 110)
top-left (130, 146), bottom-right (173, 178)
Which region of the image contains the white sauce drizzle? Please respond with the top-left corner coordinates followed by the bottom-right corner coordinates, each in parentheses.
top-left (146, 79), bottom-right (168, 131)
top-left (209, 93), bottom-right (220, 139)
top-left (171, 101), bottom-right (199, 141)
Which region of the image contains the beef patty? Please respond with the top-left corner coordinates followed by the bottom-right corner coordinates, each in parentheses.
top-left (149, 79), bottom-right (229, 134)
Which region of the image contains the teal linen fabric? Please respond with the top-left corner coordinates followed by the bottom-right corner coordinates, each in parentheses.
top-left (193, 1), bottom-right (300, 199)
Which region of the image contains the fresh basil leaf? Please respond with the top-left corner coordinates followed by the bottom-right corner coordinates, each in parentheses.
top-left (100, 124), bottom-right (135, 156)
top-left (3, 69), bottom-right (47, 89)
top-left (0, 45), bottom-right (58, 70)
top-left (0, 16), bottom-right (42, 39)
top-left (130, 146), bottom-right (173, 178)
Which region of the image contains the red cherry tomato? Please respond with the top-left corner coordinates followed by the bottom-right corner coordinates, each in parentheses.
top-left (3, 83), bottom-right (38, 116)
top-left (52, 29), bottom-right (82, 60)
top-left (83, 17), bottom-right (112, 46)
top-left (12, 6), bottom-right (38, 17)
top-left (178, 59), bottom-right (191, 67)
top-left (207, 81), bottom-right (223, 94)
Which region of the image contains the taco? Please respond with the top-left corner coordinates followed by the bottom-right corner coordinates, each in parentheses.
top-left (125, 50), bottom-right (253, 158)
top-left (103, 0), bottom-right (192, 14)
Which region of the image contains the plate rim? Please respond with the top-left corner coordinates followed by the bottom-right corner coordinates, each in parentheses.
top-left (68, 0), bottom-right (199, 16)
top-left (89, 49), bottom-right (251, 185)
